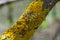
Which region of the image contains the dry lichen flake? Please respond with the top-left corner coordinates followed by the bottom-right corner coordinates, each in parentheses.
top-left (0, 0), bottom-right (58, 40)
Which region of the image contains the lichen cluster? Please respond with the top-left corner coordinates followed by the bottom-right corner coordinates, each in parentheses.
top-left (0, 0), bottom-right (56, 40)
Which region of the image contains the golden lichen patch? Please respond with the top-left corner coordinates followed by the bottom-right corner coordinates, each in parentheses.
top-left (0, 1), bottom-right (50, 40)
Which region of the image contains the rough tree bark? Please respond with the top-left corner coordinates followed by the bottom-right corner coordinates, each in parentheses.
top-left (0, 0), bottom-right (59, 40)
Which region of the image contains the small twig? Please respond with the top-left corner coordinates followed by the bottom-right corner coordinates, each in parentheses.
top-left (0, 0), bottom-right (21, 7)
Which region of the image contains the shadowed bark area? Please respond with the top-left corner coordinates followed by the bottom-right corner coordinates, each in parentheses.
top-left (0, 0), bottom-right (59, 40)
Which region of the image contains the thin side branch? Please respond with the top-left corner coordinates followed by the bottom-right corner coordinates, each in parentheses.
top-left (0, 0), bottom-right (21, 6)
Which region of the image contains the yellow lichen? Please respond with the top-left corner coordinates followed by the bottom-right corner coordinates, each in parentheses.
top-left (0, 0), bottom-right (50, 40)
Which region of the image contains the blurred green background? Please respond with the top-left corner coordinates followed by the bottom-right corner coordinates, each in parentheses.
top-left (0, 0), bottom-right (60, 40)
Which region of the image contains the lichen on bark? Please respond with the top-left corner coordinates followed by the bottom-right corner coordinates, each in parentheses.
top-left (0, 0), bottom-right (58, 40)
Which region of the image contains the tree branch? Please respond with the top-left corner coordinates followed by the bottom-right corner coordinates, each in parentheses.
top-left (0, 0), bottom-right (59, 40)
